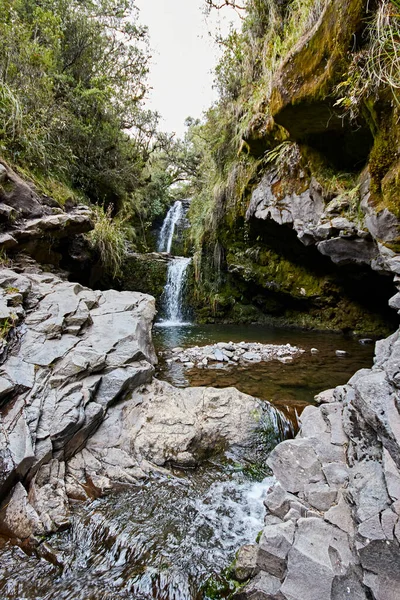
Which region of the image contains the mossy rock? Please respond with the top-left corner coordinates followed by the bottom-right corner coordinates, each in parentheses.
top-left (119, 252), bottom-right (169, 307)
top-left (270, 0), bottom-right (366, 125)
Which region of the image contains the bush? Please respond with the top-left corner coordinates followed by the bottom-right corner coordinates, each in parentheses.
top-left (87, 205), bottom-right (127, 277)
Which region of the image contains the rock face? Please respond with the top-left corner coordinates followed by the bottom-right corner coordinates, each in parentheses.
top-left (0, 160), bottom-right (93, 265)
top-left (236, 329), bottom-right (400, 600)
top-left (117, 251), bottom-right (170, 308)
top-left (0, 264), bottom-right (157, 541)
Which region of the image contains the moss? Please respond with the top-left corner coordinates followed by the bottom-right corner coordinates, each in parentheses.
top-left (226, 246), bottom-right (326, 299)
top-left (270, 0), bottom-right (366, 118)
top-left (380, 159), bottom-right (400, 219)
top-left (369, 130), bottom-right (395, 195)
top-left (120, 254), bottom-right (169, 307)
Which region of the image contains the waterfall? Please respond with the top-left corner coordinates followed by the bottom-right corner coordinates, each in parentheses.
top-left (161, 257), bottom-right (191, 326)
top-left (158, 201), bottom-right (183, 253)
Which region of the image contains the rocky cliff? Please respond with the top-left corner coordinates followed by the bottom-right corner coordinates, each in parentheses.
top-left (189, 0), bottom-right (400, 335)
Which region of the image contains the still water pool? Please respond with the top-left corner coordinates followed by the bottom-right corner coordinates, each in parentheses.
top-left (154, 323), bottom-right (376, 416)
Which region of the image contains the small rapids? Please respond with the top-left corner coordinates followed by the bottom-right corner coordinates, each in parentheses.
top-left (0, 466), bottom-right (273, 600)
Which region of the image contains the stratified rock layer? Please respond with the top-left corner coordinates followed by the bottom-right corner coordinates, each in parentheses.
top-left (236, 329), bottom-right (400, 600)
top-left (0, 265), bottom-right (157, 541)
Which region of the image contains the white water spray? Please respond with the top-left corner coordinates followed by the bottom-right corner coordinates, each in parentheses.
top-left (158, 201), bottom-right (183, 253)
top-left (161, 257), bottom-right (191, 326)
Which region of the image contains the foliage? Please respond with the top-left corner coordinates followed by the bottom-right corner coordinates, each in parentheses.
top-left (335, 0), bottom-right (400, 118)
top-left (87, 205), bottom-right (127, 277)
top-left (0, 0), bottom-right (157, 213)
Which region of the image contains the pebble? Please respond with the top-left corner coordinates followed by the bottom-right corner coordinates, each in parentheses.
top-left (359, 338), bottom-right (373, 345)
top-left (311, 348), bottom-right (319, 354)
top-left (335, 350), bottom-right (348, 357)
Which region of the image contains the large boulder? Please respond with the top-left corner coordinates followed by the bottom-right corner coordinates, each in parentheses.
top-left (67, 378), bottom-right (269, 492)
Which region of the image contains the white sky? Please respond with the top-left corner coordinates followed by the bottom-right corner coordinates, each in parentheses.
top-left (135, 0), bottom-right (240, 138)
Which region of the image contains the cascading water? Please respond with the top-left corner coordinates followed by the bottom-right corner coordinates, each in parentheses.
top-left (161, 257), bottom-right (191, 325)
top-left (158, 201), bottom-right (183, 253)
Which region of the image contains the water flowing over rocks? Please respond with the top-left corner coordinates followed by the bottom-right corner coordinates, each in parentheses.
top-left (162, 341), bottom-right (304, 369)
top-left (235, 329), bottom-right (400, 600)
top-left (0, 264), bottom-right (157, 542)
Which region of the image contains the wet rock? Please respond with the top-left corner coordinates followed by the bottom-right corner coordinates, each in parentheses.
top-left (0, 483), bottom-right (44, 540)
top-left (28, 460), bottom-right (69, 533)
top-left (69, 379), bottom-right (266, 486)
top-left (163, 342), bottom-right (304, 369)
top-left (235, 544), bottom-right (260, 582)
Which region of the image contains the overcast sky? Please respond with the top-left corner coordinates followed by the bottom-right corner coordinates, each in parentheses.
top-left (135, 0), bottom-right (239, 138)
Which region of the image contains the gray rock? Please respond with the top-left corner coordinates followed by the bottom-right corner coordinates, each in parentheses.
top-left (363, 570), bottom-right (400, 600)
top-left (317, 237), bottom-right (379, 266)
top-left (324, 492), bottom-right (354, 535)
top-left (234, 571), bottom-right (284, 600)
top-left (314, 388), bottom-right (336, 404)
top-left (0, 376), bottom-right (15, 403)
top-left (267, 439), bottom-right (323, 494)
top-left (28, 460), bottom-right (69, 533)
top-left (348, 460), bottom-right (390, 523)
top-left (358, 513), bottom-right (386, 541)
top-left (69, 379), bottom-right (265, 486)
top-left (303, 482), bottom-right (337, 512)
top-left (0, 483), bottom-right (44, 540)
top-left (383, 449), bottom-right (400, 501)
top-left (264, 483), bottom-right (295, 519)
top-left (242, 352), bottom-right (262, 362)
top-left (257, 521), bottom-right (295, 578)
top-left (281, 518), bottom-right (354, 600)
top-left (322, 462), bottom-right (349, 487)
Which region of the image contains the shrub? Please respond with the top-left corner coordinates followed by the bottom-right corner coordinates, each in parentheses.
top-left (87, 205), bottom-right (127, 277)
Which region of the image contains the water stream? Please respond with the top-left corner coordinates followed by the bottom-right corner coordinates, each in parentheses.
top-left (160, 257), bottom-right (191, 326)
top-left (158, 201), bottom-right (184, 253)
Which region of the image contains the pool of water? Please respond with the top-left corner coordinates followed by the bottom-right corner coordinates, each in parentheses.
top-left (154, 324), bottom-right (377, 417)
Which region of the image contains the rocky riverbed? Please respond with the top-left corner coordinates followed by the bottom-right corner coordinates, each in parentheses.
top-left (162, 341), bottom-right (304, 369)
